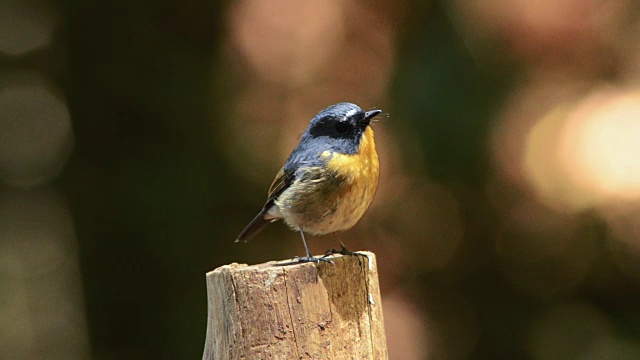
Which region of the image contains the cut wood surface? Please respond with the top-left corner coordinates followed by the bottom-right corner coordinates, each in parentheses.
top-left (202, 252), bottom-right (387, 360)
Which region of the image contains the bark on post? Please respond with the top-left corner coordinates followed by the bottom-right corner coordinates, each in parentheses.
top-left (202, 252), bottom-right (387, 359)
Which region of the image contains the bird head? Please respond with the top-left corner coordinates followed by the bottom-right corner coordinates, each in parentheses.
top-left (304, 102), bottom-right (381, 155)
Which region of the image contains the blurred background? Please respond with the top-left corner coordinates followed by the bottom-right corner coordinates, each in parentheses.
top-left (2, 0), bottom-right (640, 359)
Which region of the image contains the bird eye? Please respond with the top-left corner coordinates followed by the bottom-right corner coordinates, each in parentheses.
top-left (335, 121), bottom-right (349, 133)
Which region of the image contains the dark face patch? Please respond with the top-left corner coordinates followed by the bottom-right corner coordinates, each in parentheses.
top-left (284, 102), bottom-right (381, 172)
top-left (304, 103), bottom-right (367, 155)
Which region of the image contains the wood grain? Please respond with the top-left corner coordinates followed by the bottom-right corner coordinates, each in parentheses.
top-left (202, 252), bottom-right (387, 359)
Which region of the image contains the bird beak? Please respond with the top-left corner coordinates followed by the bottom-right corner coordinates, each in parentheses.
top-left (363, 109), bottom-right (382, 126)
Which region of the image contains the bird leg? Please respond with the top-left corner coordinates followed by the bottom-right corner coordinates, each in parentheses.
top-left (295, 229), bottom-right (333, 264)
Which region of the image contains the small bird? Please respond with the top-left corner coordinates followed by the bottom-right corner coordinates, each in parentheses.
top-left (236, 102), bottom-right (382, 263)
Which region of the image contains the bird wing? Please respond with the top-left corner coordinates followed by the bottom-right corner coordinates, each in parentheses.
top-left (235, 165), bottom-right (296, 242)
top-left (236, 148), bottom-right (322, 242)
top-left (266, 166), bottom-right (295, 205)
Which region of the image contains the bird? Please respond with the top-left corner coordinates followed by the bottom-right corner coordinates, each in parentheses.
top-left (236, 102), bottom-right (382, 263)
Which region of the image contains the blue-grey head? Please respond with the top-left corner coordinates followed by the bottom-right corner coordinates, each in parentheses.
top-left (299, 102), bottom-right (382, 155)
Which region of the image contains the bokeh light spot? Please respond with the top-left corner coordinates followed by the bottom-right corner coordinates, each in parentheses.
top-left (229, 0), bottom-right (344, 86)
top-left (524, 104), bottom-right (588, 211)
top-left (0, 72), bottom-right (73, 188)
top-left (561, 89), bottom-right (640, 200)
top-left (0, 1), bottom-right (58, 56)
top-left (0, 188), bottom-right (89, 359)
top-left (524, 88), bottom-right (640, 211)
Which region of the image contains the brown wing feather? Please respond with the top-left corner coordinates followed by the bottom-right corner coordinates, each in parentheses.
top-left (267, 167), bottom-right (287, 201)
top-left (236, 166), bottom-right (295, 242)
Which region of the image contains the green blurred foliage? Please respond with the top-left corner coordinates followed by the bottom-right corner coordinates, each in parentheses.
top-left (60, 1), bottom-right (235, 358)
top-left (393, 5), bottom-right (511, 185)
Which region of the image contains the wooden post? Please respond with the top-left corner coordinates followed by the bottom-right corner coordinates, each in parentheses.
top-left (202, 252), bottom-right (388, 359)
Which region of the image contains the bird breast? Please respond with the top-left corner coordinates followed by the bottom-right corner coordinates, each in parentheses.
top-left (274, 127), bottom-right (379, 235)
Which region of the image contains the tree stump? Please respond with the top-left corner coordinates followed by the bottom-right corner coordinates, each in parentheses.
top-left (202, 252), bottom-right (387, 359)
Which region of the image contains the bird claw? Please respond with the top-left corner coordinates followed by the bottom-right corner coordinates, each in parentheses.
top-left (294, 256), bottom-right (334, 264)
top-left (323, 243), bottom-right (360, 257)
top-left (323, 243), bottom-right (367, 269)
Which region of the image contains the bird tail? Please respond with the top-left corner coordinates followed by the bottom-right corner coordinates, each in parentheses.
top-left (236, 208), bottom-right (273, 242)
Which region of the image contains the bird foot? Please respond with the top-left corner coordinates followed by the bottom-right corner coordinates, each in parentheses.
top-left (324, 243), bottom-right (364, 257)
top-left (324, 244), bottom-right (367, 268)
top-left (294, 256), bottom-right (334, 264)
